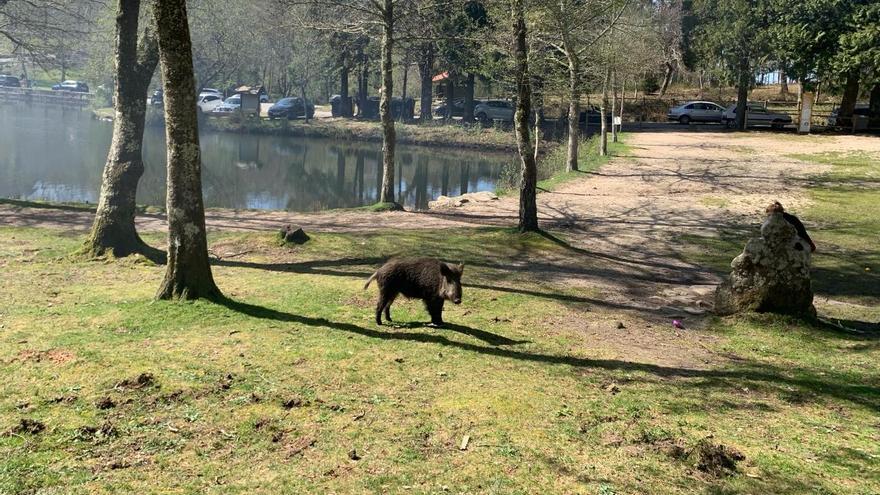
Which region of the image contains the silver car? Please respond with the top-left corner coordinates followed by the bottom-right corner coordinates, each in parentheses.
top-left (667, 101), bottom-right (725, 124)
top-left (474, 100), bottom-right (515, 124)
top-left (722, 104), bottom-right (792, 129)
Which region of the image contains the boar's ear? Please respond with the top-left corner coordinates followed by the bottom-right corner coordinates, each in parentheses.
top-left (457, 263), bottom-right (464, 275)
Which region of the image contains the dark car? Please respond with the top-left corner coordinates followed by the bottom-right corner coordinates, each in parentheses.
top-left (434, 98), bottom-right (466, 118)
top-left (51, 80), bottom-right (89, 93)
top-left (578, 105), bottom-right (612, 127)
top-left (0, 75), bottom-right (21, 87)
top-left (357, 96), bottom-right (415, 120)
top-left (267, 97), bottom-right (315, 120)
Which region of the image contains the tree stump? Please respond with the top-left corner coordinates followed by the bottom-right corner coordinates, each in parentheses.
top-left (714, 211), bottom-right (815, 318)
top-left (280, 225), bottom-right (310, 244)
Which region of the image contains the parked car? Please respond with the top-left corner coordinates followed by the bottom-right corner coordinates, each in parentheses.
top-left (434, 98), bottom-right (466, 118)
top-left (578, 105), bottom-right (612, 126)
top-left (0, 75), bottom-right (21, 87)
top-left (212, 95), bottom-right (242, 113)
top-left (667, 101), bottom-right (725, 124)
top-left (267, 97), bottom-right (315, 119)
top-left (197, 93), bottom-right (224, 113)
top-left (51, 80), bottom-right (89, 93)
top-left (474, 100), bottom-right (515, 124)
top-left (722, 104), bottom-right (792, 129)
top-left (198, 88), bottom-right (222, 97)
top-left (150, 89), bottom-right (163, 106)
top-left (827, 104), bottom-right (870, 128)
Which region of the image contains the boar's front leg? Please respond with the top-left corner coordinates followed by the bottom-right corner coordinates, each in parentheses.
top-left (426, 298), bottom-right (445, 326)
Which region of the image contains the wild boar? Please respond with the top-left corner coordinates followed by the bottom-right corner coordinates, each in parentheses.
top-left (364, 258), bottom-right (464, 326)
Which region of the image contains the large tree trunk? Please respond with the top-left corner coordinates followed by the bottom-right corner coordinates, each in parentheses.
top-left (511, 0), bottom-right (538, 233)
top-left (86, 0), bottom-right (159, 260)
top-left (837, 68), bottom-right (860, 129)
top-left (869, 83), bottom-right (880, 129)
top-left (599, 66), bottom-right (609, 156)
top-left (658, 61), bottom-right (674, 97)
top-left (565, 55), bottom-right (579, 172)
top-left (735, 56), bottom-right (750, 131)
top-left (154, 0), bottom-right (221, 300)
top-left (378, 0), bottom-right (396, 204)
top-left (418, 43), bottom-right (434, 122)
top-left (463, 73), bottom-right (475, 123)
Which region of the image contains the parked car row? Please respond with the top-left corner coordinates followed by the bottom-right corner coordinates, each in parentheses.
top-left (51, 80), bottom-right (89, 93)
top-left (0, 75), bottom-right (22, 87)
top-left (667, 100), bottom-right (792, 128)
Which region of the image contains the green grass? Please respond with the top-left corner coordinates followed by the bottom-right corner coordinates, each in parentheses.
top-left (1, 224), bottom-right (878, 494)
top-left (537, 134), bottom-right (631, 192)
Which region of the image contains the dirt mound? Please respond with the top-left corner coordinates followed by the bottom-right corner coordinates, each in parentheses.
top-left (13, 348), bottom-right (75, 364)
top-left (114, 372), bottom-right (156, 391)
top-left (694, 439), bottom-right (745, 477)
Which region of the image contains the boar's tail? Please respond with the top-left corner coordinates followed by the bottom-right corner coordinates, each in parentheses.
top-left (363, 271), bottom-right (377, 290)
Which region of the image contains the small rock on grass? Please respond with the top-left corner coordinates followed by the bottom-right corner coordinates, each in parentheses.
top-left (95, 397), bottom-right (116, 410)
top-left (348, 449), bottom-right (361, 461)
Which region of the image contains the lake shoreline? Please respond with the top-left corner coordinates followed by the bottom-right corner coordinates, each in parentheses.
top-left (93, 107), bottom-right (534, 153)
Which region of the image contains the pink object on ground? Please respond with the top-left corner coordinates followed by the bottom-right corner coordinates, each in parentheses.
top-left (672, 320), bottom-right (684, 329)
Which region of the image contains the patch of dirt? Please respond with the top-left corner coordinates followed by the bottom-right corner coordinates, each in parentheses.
top-left (13, 348), bottom-right (75, 364)
top-left (284, 435), bottom-right (317, 458)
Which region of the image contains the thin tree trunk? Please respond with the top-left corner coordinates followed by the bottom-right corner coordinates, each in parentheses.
top-left (301, 84), bottom-right (309, 123)
top-left (619, 79), bottom-right (626, 135)
top-left (154, 0), bottom-right (221, 300)
top-left (340, 51), bottom-right (352, 117)
top-left (735, 56), bottom-right (750, 131)
top-left (378, 0), bottom-right (396, 204)
top-left (779, 67), bottom-right (789, 95)
top-left (611, 70), bottom-right (618, 143)
top-left (86, 0), bottom-right (160, 260)
top-left (511, 0), bottom-right (538, 233)
top-left (565, 57), bottom-right (579, 172)
top-left (400, 55), bottom-right (409, 122)
top-left (445, 77), bottom-right (455, 121)
top-left (418, 43), bottom-right (434, 122)
top-left (599, 66), bottom-right (609, 156)
top-left (532, 72), bottom-right (544, 163)
top-left (658, 61), bottom-right (673, 97)
top-left (463, 73), bottom-right (475, 123)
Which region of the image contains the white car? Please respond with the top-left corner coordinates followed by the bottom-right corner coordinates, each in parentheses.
top-left (667, 101), bottom-right (725, 124)
top-left (197, 93), bottom-right (223, 113)
top-left (199, 88), bottom-right (222, 97)
top-left (212, 95), bottom-right (241, 113)
top-left (474, 100), bottom-right (514, 124)
top-left (722, 104), bottom-right (792, 129)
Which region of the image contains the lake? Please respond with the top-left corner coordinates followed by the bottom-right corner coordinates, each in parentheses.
top-left (0, 105), bottom-right (513, 211)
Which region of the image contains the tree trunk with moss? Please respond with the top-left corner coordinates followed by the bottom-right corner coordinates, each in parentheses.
top-left (154, 0), bottom-right (221, 300)
top-left (85, 0), bottom-right (158, 259)
top-left (511, 0), bottom-right (538, 233)
top-left (378, 0), bottom-right (396, 204)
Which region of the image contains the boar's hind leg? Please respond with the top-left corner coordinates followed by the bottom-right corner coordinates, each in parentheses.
top-left (376, 290), bottom-right (397, 325)
top-left (426, 298), bottom-right (445, 326)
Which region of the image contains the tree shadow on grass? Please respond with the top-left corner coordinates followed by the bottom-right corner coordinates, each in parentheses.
top-left (214, 297), bottom-right (880, 412)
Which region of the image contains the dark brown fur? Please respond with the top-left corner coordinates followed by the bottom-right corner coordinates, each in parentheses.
top-left (364, 258), bottom-right (464, 326)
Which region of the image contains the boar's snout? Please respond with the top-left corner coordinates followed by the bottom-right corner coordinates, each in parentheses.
top-left (453, 297), bottom-right (462, 305)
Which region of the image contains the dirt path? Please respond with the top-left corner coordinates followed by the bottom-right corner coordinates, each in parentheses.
top-left (2, 130), bottom-right (875, 368)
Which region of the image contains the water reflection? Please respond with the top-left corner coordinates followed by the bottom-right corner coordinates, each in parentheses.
top-left (0, 105), bottom-right (512, 211)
